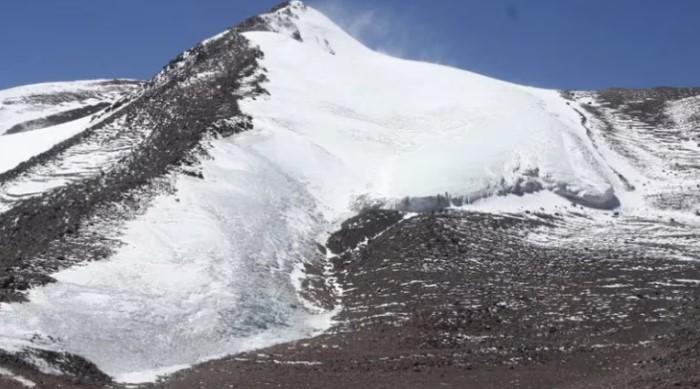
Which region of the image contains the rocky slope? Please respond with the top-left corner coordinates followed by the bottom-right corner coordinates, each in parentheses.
top-left (0, 18), bottom-right (266, 303)
top-left (0, 1), bottom-right (699, 388)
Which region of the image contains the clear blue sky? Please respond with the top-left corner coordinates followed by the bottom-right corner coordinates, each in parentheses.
top-left (1, 1), bottom-right (699, 90)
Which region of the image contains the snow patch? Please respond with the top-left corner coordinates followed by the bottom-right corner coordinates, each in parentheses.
top-left (0, 116), bottom-right (92, 175)
top-left (0, 368), bottom-right (36, 388)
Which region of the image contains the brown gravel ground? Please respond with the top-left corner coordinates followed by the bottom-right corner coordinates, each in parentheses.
top-left (5, 209), bottom-right (699, 389)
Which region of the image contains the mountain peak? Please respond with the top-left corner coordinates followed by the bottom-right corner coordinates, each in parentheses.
top-left (274, 0), bottom-right (306, 10)
top-left (237, 0), bottom-right (366, 56)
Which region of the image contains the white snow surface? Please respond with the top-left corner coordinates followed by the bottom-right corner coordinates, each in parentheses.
top-left (240, 3), bottom-right (617, 212)
top-left (0, 136), bottom-right (336, 383)
top-left (0, 80), bottom-right (137, 175)
top-left (0, 116), bottom-right (92, 174)
top-left (0, 2), bottom-right (638, 383)
top-left (0, 81), bottom-right (101, 132)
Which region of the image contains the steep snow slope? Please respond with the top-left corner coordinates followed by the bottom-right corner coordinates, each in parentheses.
top-left (240, 2), bottom-right (620, 213)
top-left (0, 80), bottom-right (139, 135)
top-left (0, 1), bottom-right (656, 384)
top-left (0, 116), bottom-right (93, 175)
top-left (0, 80), bottom-right (141, 174)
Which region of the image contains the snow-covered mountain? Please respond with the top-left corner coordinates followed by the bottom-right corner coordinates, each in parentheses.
top-left (0, 1), bottom-right (698, 386)
top-left (0, 80), bottom-right (141, 174)
top-left (0, 80), bottom-right (141, 136)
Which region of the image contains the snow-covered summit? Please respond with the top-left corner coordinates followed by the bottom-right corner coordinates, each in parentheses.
top-left (253, 0), bottom-right (365, 55)
top-left (237, 1), bottom-right (620, 211)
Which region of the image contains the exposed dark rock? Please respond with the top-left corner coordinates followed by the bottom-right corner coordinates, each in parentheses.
top-left (326, 209), bottom-right (404, 254)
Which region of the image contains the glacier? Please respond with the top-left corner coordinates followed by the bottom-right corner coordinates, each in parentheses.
top-left (240, 3), bottom-right (620, 212)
